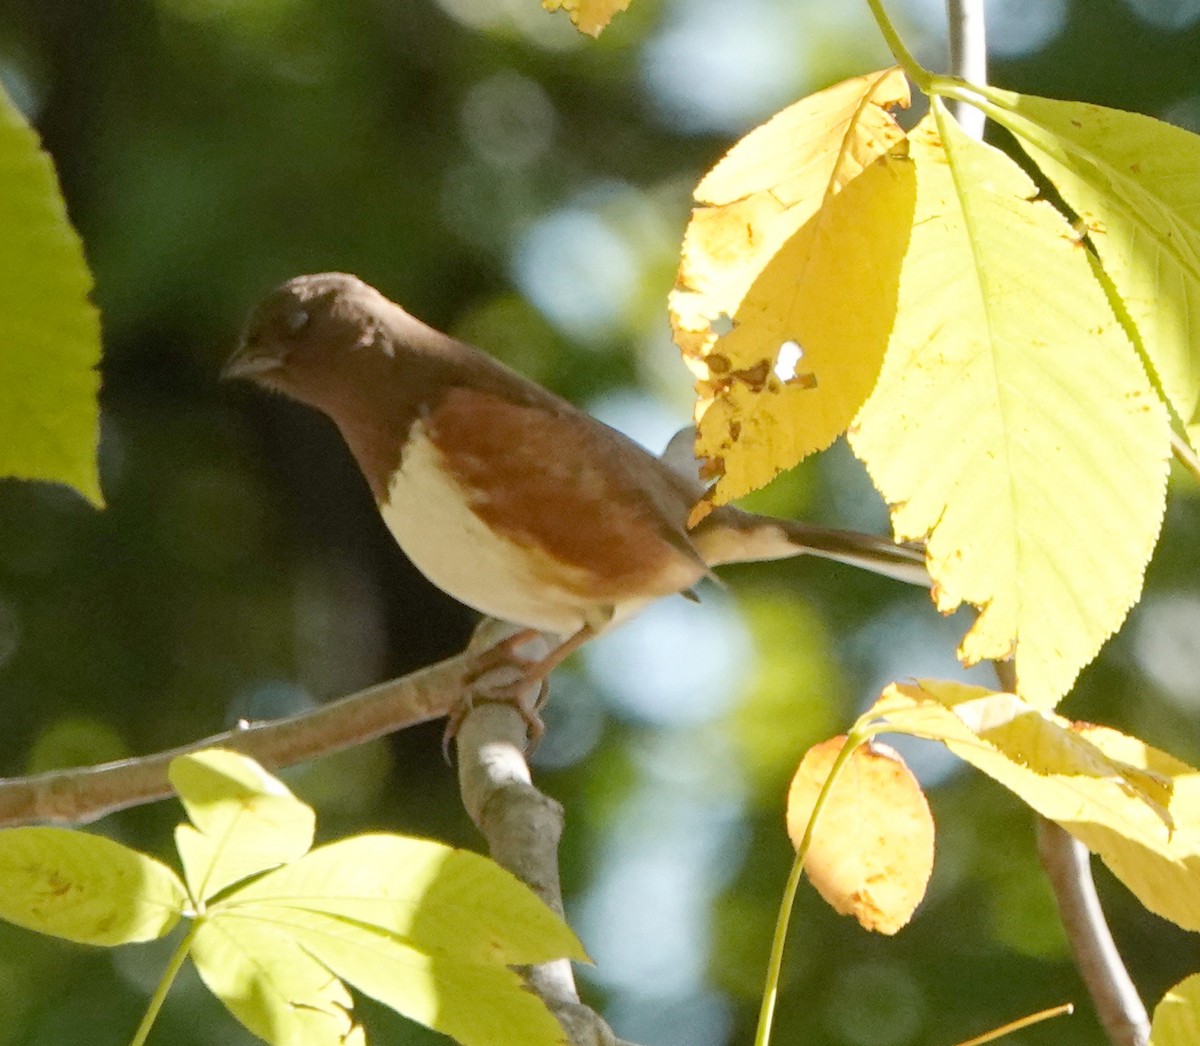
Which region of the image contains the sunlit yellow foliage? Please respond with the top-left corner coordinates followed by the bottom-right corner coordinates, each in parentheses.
top-left (1150, 972), bottom-right (1200, 1045)
top-left (671, 68), bottom-right (911, 518)
top-left (969, 85), bottom-right (1200, 452)
top-left (850, 100), bottom-right (1170, 707)
top-left (870, 681), bottom-right (1200, 933)
top-left (541, 0), bottom-right (629, 36)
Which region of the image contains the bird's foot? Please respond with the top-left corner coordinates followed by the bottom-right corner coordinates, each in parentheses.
top-left (443, 629), bottom-right (553, 761)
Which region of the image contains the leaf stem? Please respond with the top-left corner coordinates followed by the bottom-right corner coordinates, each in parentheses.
top-left (130, 922), bottom-right (199, 1046)
top-left (1172, 431), bottom-right (1200, 484)
top-left (863, 0), bottom-right (932, 91)
top-left (753, 728), bottom-right (870, 1046)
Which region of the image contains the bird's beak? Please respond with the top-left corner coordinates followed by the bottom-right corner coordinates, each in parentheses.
top-left (221, 347), bottom-right (283, 382)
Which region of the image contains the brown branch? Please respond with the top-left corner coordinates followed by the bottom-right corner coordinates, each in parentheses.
top-left (1036, 820), bottom-right (1150, 1046)
top-left (0, 651), bottom-right (469, 827)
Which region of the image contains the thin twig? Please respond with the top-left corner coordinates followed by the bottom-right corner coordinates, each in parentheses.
top-left (954, 0), bottom-right (1146, 1029)
top-left (0, 651), bottom-right (469, 827)
top-left (992, 659), bottom-right (1149, 1044)
top-left (947, 0), bottom-right (987, 138)
top-left (1036, 821), bottom-right (1149, 1046)
top-left (1171, 430), bottom-right (1200, 483)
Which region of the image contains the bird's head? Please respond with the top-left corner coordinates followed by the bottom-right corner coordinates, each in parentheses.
top-left (222, 272), bottom-right (394, 408)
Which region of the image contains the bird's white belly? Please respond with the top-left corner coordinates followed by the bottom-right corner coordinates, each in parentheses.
top-left (379, 424), bottom-right (595, 635)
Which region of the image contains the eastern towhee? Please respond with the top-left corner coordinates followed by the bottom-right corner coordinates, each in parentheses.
top-left (223, 273), bottom-right (927, 729)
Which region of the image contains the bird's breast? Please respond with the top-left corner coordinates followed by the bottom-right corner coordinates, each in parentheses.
top-left (379, 422), bottom-right (606, 634)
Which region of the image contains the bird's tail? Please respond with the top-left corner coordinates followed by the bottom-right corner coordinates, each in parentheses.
top-left (692, 506), bottom-right (929, 588)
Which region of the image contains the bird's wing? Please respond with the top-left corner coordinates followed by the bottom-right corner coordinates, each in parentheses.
top-left (420, 385), bottom-right (711, 598)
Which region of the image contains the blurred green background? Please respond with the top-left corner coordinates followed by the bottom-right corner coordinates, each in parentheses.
top-left (1, 0), bottom-right (1199, 1042)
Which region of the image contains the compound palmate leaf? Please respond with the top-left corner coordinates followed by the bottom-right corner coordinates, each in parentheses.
top-left (850, 99), bottom-right (1170, 707)
top-left (869, 681), bottom-right (1200, 933)
top-left (0, 826), bottom-right (185, 946)
top-left (672, 68), bottom-right (913, 513)
top-left (201, 833), bottom-right (585, 1046)
top-left (0, 84), bottom-right (102, 504)
top-left (971, 85), bottom-right (1200, 450)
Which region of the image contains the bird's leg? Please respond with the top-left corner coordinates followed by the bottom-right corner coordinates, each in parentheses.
top-left (446, 610), bottom-right (612, 758)
top-left (463, 627), bottom-right (547, 689)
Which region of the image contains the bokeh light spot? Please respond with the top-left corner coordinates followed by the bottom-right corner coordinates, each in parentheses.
top-left (1132, 593), bottom-right (1200, 708)
top-left (640, 0), bottom-right (810, 134)
top-left (460, 70), bottom-right (556, 169)
top-left (1121, 0), bottom-right (1200, 29)
top-left (513, 207), bottom-right (640, 341)
top-left (585, 591), bottom-right (752, 726)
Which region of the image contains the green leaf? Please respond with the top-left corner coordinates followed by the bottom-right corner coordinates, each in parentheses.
top-left (967, 85), bottom-right (1200, 450)
top-left (169, 748), bottom-right (315, 903)
top-left (222, 834), bottom-right (587, 966)
top-left (191, 914), bottom-right (365, 1046)
top-left (0, 84), bottom-right (102, 504)
top-left (0, 826), bottom-right (185, 945)
top-left (849, 99), bottom-right (1170, 707)
top-left (1151, 973), bottom-right (1200, 1045)
top-left (208, 833), bottom-right (586, 1045)
top-left (209, 908), bottom-right (567, 1046)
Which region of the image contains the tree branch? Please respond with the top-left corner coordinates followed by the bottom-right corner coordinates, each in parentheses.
top-left (991, 659), bottom-right (1149, 1044)
top-left (455, 623), bottom-right (643, 1046)
top-left (1036, 820), bottom-right (1150, 1046)
top-left (0, 650), bottom-right (469, 827)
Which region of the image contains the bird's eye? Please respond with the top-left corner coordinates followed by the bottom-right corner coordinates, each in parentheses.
top-left (283, 307), bottom-right (310, 333)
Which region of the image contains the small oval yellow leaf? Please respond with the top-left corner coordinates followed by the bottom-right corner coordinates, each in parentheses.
top-left (786, 736), bottom-right (934, 935)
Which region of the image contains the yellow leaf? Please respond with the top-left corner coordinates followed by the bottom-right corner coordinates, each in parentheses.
top-left (1150, 972), bottom-right (1200, 1046)
top-left (786, 736), bottom-right (933, 935)
top-left (970, 86), bottom-right (1200, 451)
top-left (870, 680), bottom-right (1200, 932)
top-left (671, 68), bottom-right (912, 510)
top-left (541, 0), bottom-right (629, 36)
top-left (849, 100), bottom-right (1170, 707)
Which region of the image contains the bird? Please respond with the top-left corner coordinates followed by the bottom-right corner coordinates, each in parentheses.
top-left (223, 272), bottom-right (927, 731)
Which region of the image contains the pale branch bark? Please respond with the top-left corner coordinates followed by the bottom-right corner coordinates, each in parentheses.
top-left (455, 623), bottom-right (643, 1046)
top-left (0, 650), bottom-right (469, 827)
top-left (992, 660), bottom-right (1149, 1045)
top-left (1036, 819), bottom-right (1150, 1046)
top-left (946, 0), bottom-right (987, 138)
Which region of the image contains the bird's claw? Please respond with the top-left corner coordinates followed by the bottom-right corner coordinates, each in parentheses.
top-left (442, 630), bottom-right (552, 763)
